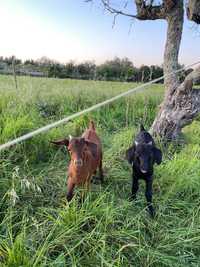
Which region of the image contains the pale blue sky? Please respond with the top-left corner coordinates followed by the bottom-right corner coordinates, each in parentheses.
top-left (0, 0), bottom-right (199, 66)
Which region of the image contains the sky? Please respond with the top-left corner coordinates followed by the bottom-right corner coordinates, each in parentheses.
top-left (0, 0), bottom-right (199, 67)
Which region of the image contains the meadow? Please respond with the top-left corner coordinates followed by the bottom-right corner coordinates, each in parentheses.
top-left (0, 74), bottom-right (200, 267)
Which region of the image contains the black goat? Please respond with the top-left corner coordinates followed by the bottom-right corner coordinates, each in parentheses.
top-left (126, 125), bottom-right (162, 217)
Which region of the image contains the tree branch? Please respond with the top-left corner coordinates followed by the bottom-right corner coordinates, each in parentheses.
top-left (100, 0), bottom-right (179, 21)
top-left (178, 66), bottom-right (200, 94)
top-left (86, 1), bottom-right (178, 20)
top-left (172, 67), bottom-right (200, 124)
top-left (187, 0), bottom-right (200, 24)
top-left (101, 0), bottom-right (138, 19)
top-left (135, 0), bottom-right (165, 20)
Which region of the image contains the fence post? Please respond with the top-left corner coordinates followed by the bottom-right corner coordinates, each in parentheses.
top-left (12, 56), bottom-right (18, 90)
top-left (149, 66), bottom-right (153, 81)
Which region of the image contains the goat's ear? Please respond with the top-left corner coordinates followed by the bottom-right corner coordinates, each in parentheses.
top-left (126, 145), bottom-right (135, 164)
top-left (50, 139), bottom-right (69, 147)
top-left (84, 140), bottom-right (98, 157)
top-left (85, 140), bottom-right (97, 151)
top-left (140, 124), bottom-right (145, 131)
top-left (84, 140), bottom-right (97, 149)
top-left (153, 147), bottom-right (162, 165)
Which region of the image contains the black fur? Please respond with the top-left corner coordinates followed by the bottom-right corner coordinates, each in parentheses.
top-left (126, 125), bottom-right (162, 217)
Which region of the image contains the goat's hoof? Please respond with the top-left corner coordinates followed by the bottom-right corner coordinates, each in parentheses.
top-left (66, 195), bottom-right (73, 202)
top-left (91, 176), bottom-right (99, 184)
top-left (148, 207), bottom-right (155, 218)
top-left (100, 178), bottom-right (104, 184)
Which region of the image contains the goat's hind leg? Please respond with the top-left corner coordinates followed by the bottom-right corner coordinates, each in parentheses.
top-left (99, 154), bottom-right (104, 183)
top-left (91, 170), bottom-right (97, 184)
top-left (145, 178), bottom-right (155, 218)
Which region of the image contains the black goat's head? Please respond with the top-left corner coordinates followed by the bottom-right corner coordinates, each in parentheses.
top-left (126, 125), bottom-right (162, 174)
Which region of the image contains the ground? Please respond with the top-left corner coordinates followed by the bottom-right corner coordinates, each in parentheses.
top-left (0, 75), bottom-right (200, 267)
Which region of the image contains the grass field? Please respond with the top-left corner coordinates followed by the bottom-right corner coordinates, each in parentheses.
top-left (0, 75), bottom-right (200, 267)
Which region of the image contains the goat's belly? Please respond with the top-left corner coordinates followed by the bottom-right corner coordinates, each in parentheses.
top-left (73, 172), bottom-right (92, 186)
top-left (132, 167), bottom-right (153, 178)
top-left (68, 159), bottom-right (98, 186)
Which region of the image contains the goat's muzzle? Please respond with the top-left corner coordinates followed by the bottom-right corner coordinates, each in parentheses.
top-left (74, 159), bottom-right (83, 167)
top-left (141, 169), bottom-right (148, 174)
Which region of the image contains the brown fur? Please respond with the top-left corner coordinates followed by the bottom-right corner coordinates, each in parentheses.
top-left (51, 121), bottom-right (103, 201)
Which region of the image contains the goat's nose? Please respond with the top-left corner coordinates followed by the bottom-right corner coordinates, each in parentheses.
top-left (74, 159), bottom-right (83, 166)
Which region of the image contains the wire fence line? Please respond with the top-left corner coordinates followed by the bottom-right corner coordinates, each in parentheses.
top-left (0, 60), bottom-right (200, 151)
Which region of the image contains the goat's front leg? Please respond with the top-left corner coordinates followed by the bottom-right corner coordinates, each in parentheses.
top-left (145, 177), bottom-right (155, 217)
top-left (66, 177), bottom-right (75, 202)
top-left (131, 173), bottom-right (139, 200)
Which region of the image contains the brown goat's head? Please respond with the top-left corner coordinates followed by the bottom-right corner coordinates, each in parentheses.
top-left (68, 137), bottom-right (89, 167)
top-left (51, 136), bottom-right (97, 168)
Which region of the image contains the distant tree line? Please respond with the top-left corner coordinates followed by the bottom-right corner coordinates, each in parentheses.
top-left (0, 56), bottom-right (196, 84)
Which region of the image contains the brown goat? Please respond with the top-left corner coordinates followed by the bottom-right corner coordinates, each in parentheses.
top-left (51, 121), bottom-right (103, 201)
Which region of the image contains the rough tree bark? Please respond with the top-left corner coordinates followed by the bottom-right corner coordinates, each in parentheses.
top-left (97, 0), bottom-right (200, 140)
top-left (151, 67), bottom-right (200, 140)
top-left (187, 0), bottom-right (200, 24)
top-left (149, 0), bottom-right (200, 139)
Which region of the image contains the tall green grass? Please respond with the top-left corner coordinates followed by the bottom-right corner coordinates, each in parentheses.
top-left (0, 75), bottom-right (200, 266)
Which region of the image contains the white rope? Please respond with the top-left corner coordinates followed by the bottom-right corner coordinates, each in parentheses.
top-left (0, 61), bottom-right (200, 151)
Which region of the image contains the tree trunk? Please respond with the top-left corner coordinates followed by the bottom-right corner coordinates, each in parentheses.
top-left (151, 1), bottom-right (200, 140)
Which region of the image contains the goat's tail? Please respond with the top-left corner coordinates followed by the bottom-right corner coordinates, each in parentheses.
top-left (140, 124), bottom-right (145, 131)
top-left (89, 120), bottom-right (95, 131)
